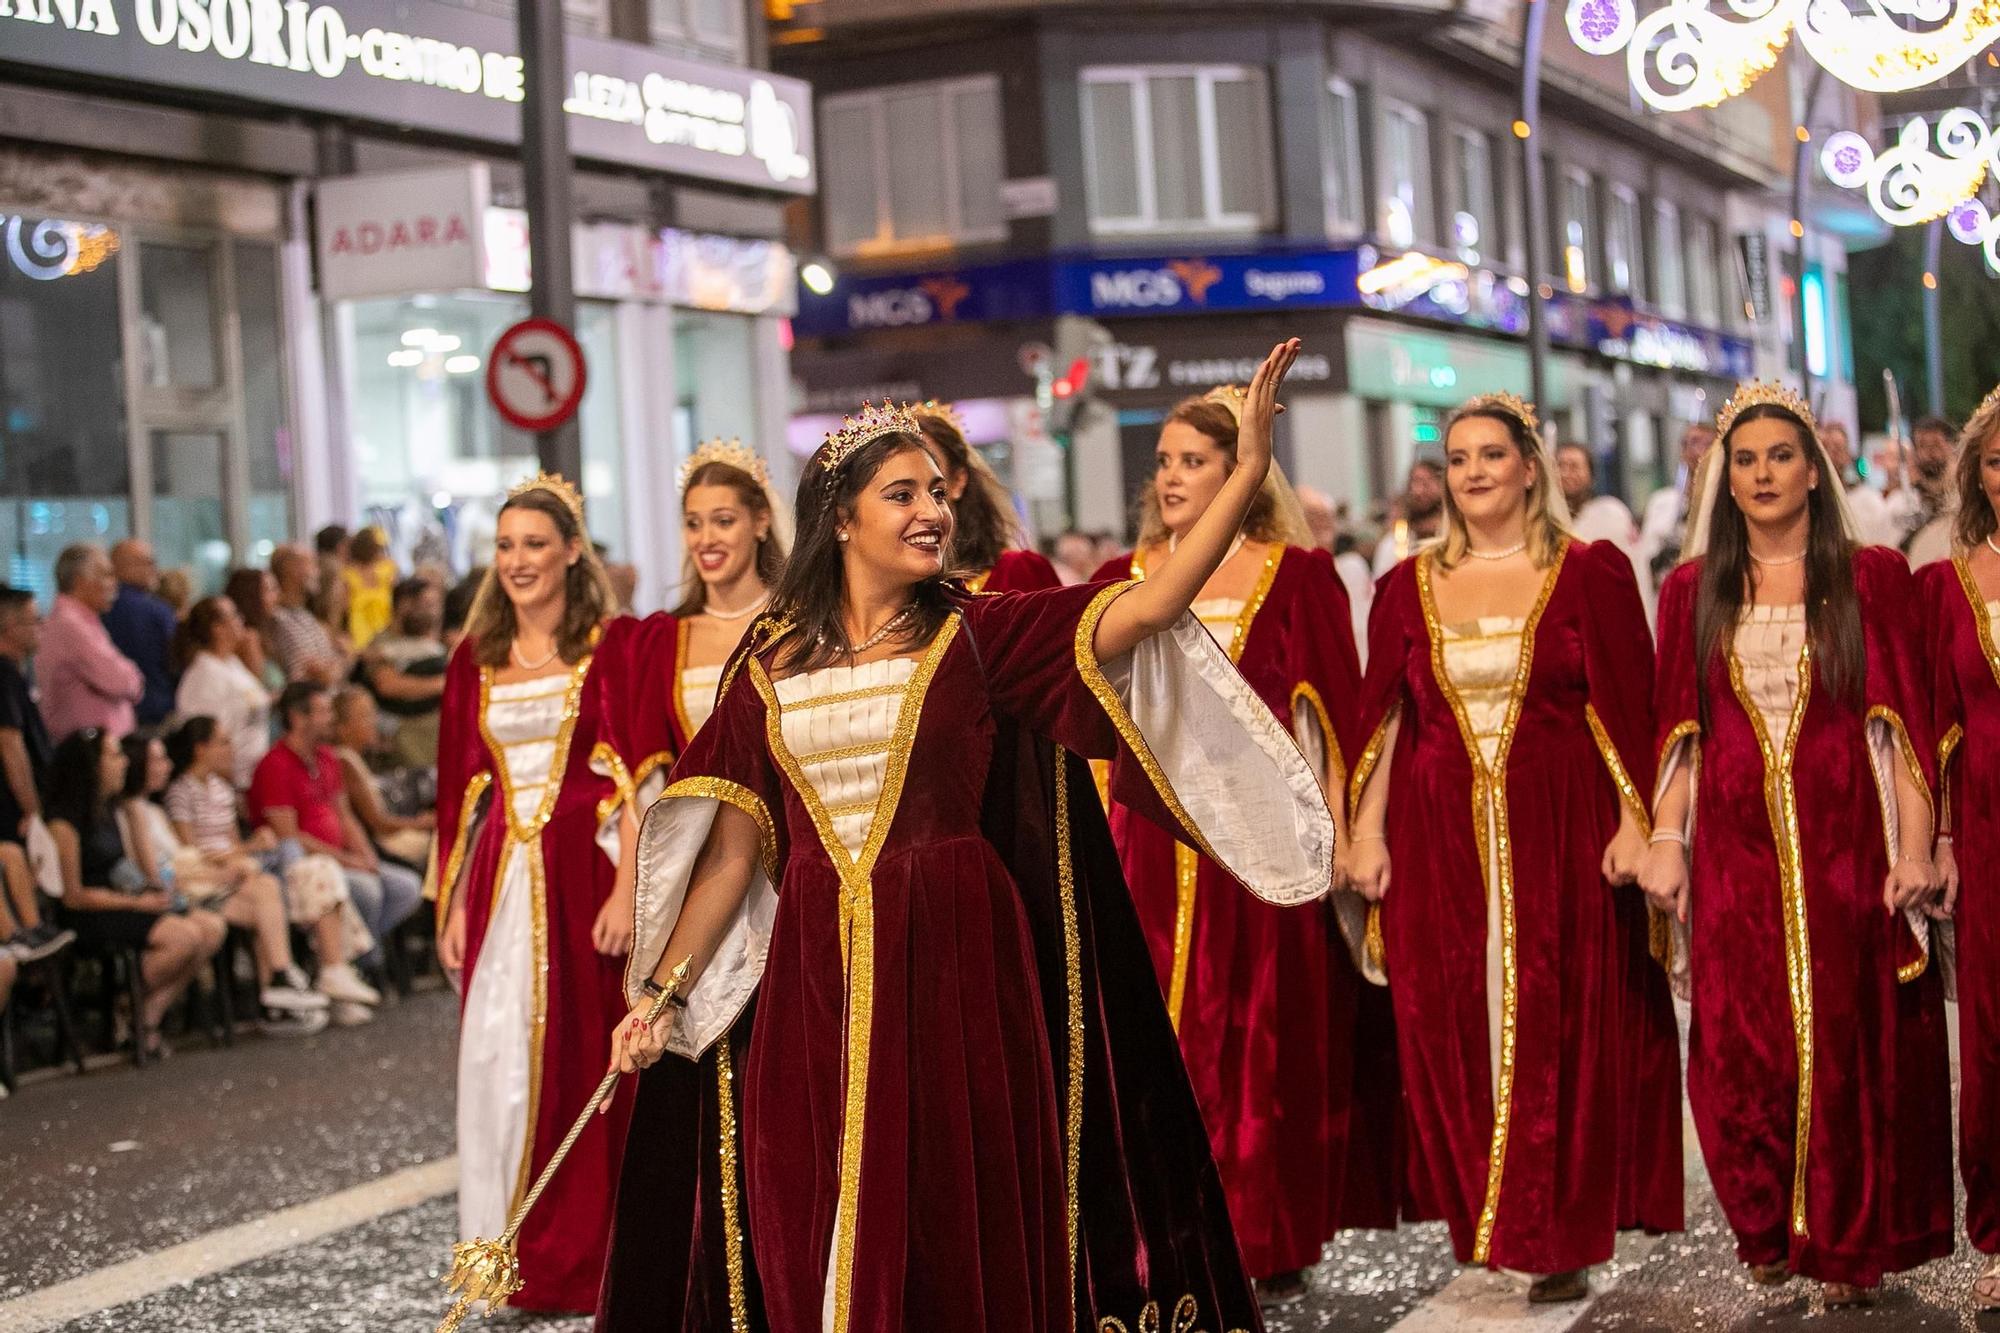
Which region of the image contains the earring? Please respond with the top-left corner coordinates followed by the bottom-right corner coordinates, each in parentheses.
top-left (837, 532), bottom-right (850, 543)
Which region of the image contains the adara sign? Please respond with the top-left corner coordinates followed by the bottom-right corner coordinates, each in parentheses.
top-left (0, 0), bottom-right (815, 194)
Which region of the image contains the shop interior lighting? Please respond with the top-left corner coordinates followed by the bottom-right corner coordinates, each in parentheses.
top-left (400, 328), bottom-right (439, 348)
top-left (386, 349), bottom-right (424, 368)
top-left (800, 259), bottom-right (836, 295)
top-left (444, 355), bottom-right (481, 375)
top-left (1565, 0), bottom-right (2000, 111)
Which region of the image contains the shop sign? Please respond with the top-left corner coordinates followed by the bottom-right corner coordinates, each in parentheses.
top-left (1093, 339), bottom-right (1337, 397)
top-left (1556, 296), bottom-right (1755, 380)
top-left (1000, 177), bottom-right (1058, 219)
top-left (794, 258), bottom-right (1052, 337)
top-left (1056, 250), bottom-right (1362, 316)
top-left (315, 164), bottom-right (487, 301)
top-left (479, 207), bottom-right (794, 315)
top-left (0, 0), bottom-right (815, 193)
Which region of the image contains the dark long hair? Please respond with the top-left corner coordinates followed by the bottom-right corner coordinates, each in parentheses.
top-left (46, 728), bottom-right (117, 837)
top-left (671, 461), bottom-right (789, 618)
top-left (914, 410), bottom-right (1020, 572)
top-left (770, 432), bottom-right (956, 674)
top-left (224, 567), bottom-right (271, 630)
top-left (119, 731), bottom-right (161, 801)
top-left (463, 487), bottom-right (617, 668)
top-left (167, 715), bottom-right (219, 781)
top-left (170, 596), bottom-right (232, 673)
top-left (1693, 404), bottom-right (1864, 713)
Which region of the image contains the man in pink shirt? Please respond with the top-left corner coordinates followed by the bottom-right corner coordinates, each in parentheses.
top-left (38, 544), bottom-right (144, 740)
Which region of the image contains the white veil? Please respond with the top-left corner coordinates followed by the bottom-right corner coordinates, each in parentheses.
top-left (1681, 382), bottom-right (1859, 561)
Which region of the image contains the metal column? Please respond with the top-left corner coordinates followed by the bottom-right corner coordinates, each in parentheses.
top-left (518, 0), bottom-right (582, 483)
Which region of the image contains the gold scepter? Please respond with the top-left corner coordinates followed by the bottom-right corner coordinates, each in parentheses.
top-left (434, 955), bottom-right (693, 1333)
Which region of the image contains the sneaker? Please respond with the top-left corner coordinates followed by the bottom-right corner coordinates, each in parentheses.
top-left (259, 980), bottom-right (330, 1013)
top-left (329, 1000), bottom-right (374, 1027)
top-left (259, 1007), bottom-right (329, 1038)
top-left (315, 963), bottom-right (381, 1007)
top-left (6, 924), bottom-right (75, 964)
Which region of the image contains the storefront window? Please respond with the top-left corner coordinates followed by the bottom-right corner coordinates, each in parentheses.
top-left (674, 309), bottom-right (758, 460)
top-left (345, 293), bottom-right (628, 573)
top-left (0, 214), bottom-right (131, 602)
top-left (236, 240), bottom-right (294, 567)
top-left (137, 240), bottom-right (220, 390)
top-left (151, 429), bottom-right (231, 592)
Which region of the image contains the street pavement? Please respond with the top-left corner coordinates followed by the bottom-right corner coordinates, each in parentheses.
top-left (2, 988), bottom-right (1997, 1332)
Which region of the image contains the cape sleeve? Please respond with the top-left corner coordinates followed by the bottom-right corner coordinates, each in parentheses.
top-left (980, 549), bottom-right (1062, 592)
top-left (582, 616), bottom-right (647, 832)
top-left (1577, 541), bottom-right (1658, 833)
top-left (628, 662), bottom-right (788, 1057)
top-left (1651, 562), bottom-right (1703, 795)
top-left (1918, 561), bottom-right (1966, 835)
top-left (425, 640), bottom-right (493, 921)
top-left (1856, 547), bottom-right (1939, 982)
top-left (1342, 559), bottom-right (1416, 820)
top-left (611, 612), bottom-right (684, 814)
top-left (961, 581), bottom-right (1335, 906)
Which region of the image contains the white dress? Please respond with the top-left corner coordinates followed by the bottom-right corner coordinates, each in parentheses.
top-left (1441, 614), bottom-right (1528, 1103)
top-left (456, 674), bottom-right (619, 1241)
top-left (679, 661), bottom-right (723, 739)
top-left (176, 650), bottom-right (272, 789)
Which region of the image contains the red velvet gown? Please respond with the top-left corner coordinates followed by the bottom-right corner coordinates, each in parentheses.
top-left (1656, 547), bottom-right (1952, 1285)
top-left (613, 581), bottom-right (1338, 1333)
top-left (1349, 540), bottom-right (1682, 1274)
top-left (1921, 556), bottom-right (2000, 1255)
top-left (1092, 543), bottom-right (1400, 1277)
top-left (431, 617), bottom-right (644, 1313)
top-left (970, 548), bottom-right (1063, 593)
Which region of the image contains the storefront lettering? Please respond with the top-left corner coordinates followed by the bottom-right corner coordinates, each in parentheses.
top-left (1243, 268), bottom-right (1326, 301)
top-left (327, 212), bottom-right (471, 257)
top-left (1095, 341), bottom-right (1333, 393)
top-left (0, 0), bottom-right (119, 33)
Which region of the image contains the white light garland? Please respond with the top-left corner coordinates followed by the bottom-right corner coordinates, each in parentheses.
top-left (1819, 112), bottom-right (1994, 228)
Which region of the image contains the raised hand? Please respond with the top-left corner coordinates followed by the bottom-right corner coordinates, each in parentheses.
top-left (1234, 338), bottom-right (1299, 485)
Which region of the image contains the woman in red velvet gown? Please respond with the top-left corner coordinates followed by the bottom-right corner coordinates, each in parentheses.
top-left (597, 441), bottom-right (789, 1329)
top-left (1642, 384), bottom-right (1952, 1305)
top-left (1343, 393), bottom-right (1682, 1303)
top-left (606, 345), bottom-right (1337, 1333)
top-left (430, 476), bottom-right (645, 1314)
top-left (913, 400), bottom-right (1062, 593)
top-left (1920, 387), bottom-right (2000, 1310)
top-left (1092, 386), bottom-right (1394, 1301)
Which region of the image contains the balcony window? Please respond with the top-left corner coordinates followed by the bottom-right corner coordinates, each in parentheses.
top-left (1377, 99), bottom-right (1433, 249)
top-left (1082, 65), bottom-right (1276, 235)
top-left (1558, 167), bottom-right (1596, 293)
top-left (820, 77), bottom-right (1008, 257)
top-left (1325, 78), bottom-right (1364, 236)
top-left (1654, 200), bottom-right (1686, 317)
top-left (1606, 183), bottom-right (1641, 297)
top-left (1450, 127), bottom-right (1496, 265)
top-left (1687, 215), bottom-right (1721, 326)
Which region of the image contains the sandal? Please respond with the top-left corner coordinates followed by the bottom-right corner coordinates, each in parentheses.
top-left (1747, 1262), bottom-right (1791, 1287)
top-left (1528, 1269), bottom-right (1590, 1304)
top-left (1972, 1256), bottom-right (2000, 1311)
top-left (1821, 1282), bottom-right (1876, 1308)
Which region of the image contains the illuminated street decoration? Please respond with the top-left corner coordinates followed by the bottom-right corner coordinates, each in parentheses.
top-left (1818, 114), bottom-right (1993, 226)
top-left (1565, 0), bottom-right (2000, 109)
top-left (0, 215), bottom-right (120, 281)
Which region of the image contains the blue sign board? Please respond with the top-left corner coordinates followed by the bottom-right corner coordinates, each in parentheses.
top-left (1054, 250), bottom-right (1363, 317)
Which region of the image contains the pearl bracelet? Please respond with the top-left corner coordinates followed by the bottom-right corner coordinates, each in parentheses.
top-left (1648, 829), bottom-right (1687, 846)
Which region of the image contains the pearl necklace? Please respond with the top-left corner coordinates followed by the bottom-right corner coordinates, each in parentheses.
top-left (510, 639), bottom-right (560, 671)
top-left (1466, 540), bottom-right (1527, 561)
top-left (826, 603), bottom-right (917, 655)
top-left (703, 591), bottom-right (769, 622)
top-left (1985, 534), bottom-right (2000, 559)
top-left (1750, 548), bottom-right (1808, 566)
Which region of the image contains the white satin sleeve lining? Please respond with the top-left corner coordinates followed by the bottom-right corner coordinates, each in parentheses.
top-left (1865, 716), bottom-right (1933, 977)
top-left (1294, 699), bottom-right (1383, 984)
top-left (629, 792), bottom-right (778, 1059)
top-left (1654, 734), bottom-right (1696, 999)
top-left (1097, 608), bottom-right (1335, 907)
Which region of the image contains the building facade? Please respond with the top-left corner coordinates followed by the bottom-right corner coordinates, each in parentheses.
top-left (0, 0), bottom-right (814, 608)
top-left (774, 0), bottom-right (1856, 541)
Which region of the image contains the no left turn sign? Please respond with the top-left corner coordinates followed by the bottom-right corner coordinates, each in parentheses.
top-left (487, 318), bottom-right (587, 433)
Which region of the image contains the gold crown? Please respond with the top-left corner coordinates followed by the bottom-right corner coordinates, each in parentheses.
top-left (1716, 380), bottom-right (1816, 440)
top-left (1202, 384), bottom-right (1249, 424)
top-left (911, 399), bottom-right (970, 441)
top-left (1973, 382), bottom-right (2000, 422)
top-left (679, 438), bottom-right (769, 493)
top-left (1457, 391), bottom-right (1541, 436)
top-left (505, 471), bottom-right (586, 527)
top-left (816, 401), bottom-right (921, 490)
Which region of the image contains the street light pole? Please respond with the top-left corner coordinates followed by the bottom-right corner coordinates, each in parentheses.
top-left (1791, 64), bottom-right (1825, 407)
top-left (519, 0), bottom-right (582, 484)
top-left (1923, 216), bottom-right (1946, 414)
top-left (1520, 0), bottom-right (1550, 410)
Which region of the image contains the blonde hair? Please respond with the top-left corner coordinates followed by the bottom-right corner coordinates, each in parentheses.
top-left (1434, 401), bottom-right (1567, 571)
top-left (1135, 395), bottom-right (1313, 549)
top-left (1953, 388), bottom-right (2000, 552)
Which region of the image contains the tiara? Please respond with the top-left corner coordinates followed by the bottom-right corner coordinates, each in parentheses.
top-left (506, 471), bottom-right (586, 526)
top-left (680, 438), bottom-right (769, 493)
top-left (911, 399), bottom-right (970, 440)
top-left (1973, 382), bottom-right (2000, 423)
top-left (1457, 392), bottom-right (1541, 437)
top-left (816, 400), bottom-right (921, 490)
top-left (1202, 384), bottom-right (1249, 425)
top-left (1716, 380), bottom-right (1815, 440)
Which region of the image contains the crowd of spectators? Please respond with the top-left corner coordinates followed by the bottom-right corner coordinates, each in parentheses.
top-left (0, 524), bottom-right (474, 1092)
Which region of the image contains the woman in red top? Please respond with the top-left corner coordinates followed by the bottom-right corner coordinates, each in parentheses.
top-left (1092, 386), bottom-right (1391, 1301)
top-left (1920, 385), bottom-right (2000, 1309)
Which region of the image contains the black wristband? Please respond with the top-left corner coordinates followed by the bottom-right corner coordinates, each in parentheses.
top-left (641, 978), bottom-right (666, 998)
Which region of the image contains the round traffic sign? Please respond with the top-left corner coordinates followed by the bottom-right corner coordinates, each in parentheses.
top-left (487, 318), bottom-right (587, 433)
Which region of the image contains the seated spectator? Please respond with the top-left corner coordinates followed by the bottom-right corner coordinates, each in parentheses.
top-left (103, 540), bottom-right (179, 728)
top-left (361, 578), bottom-right (447, 770)
top-left (173, 597), bottom-right (274, 790)
top-left (331, 688), bottom-right (435, 869)
top-left (39, 544), bottom-right (144, 741)
top-left (117, 733), bottom-right (325, 1036)
top-left (249, 683), bottom-right (419, 1001)
top-left (156, 568), bottom-right (194, 619)
top-left (268, 545), bottom-right (350, 687)
top-left (0, 587), bottom-right (56, 865)
top-left (2, 840), bottom-right (72, 963)
top-left (314, 524), bottom-right (350, 599)
top-left (224, 568), bottom-right (286, 692)
top-left (343, 527), bottom-right (397, 650)
top-left (46, 728), bottom-right (219, 1059)
top-left (165, 717), bottom-right (374, 1016)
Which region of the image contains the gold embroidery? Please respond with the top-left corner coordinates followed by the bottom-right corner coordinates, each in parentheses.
top-left (1726, 635), bottom-right (1816, 1238)
top-left (716, 1037), bottom-right (749, 1331)
top-left (671, 618), bottom-right (698, 750)
top-left (1166, 843), bottom-right (1199, 1030)
top-left (1954, 555), bottom-right (2000, 696)
top-left (1072, 582), bottom-right (1229, 867)
top-left (824, 800), bottom-right (877, 819)
top-left (751, 619), bottom-right (962, 1333)
top-left (477, 655), bottom-right (595, 845)
top-left (1867, 706), bottom-right (1936, 831)
top-left (1292, 681), bottom-right (1349, 804)
top-left (591, 741), bottom-right (638, 825)
top-left (795, 739), bottom-right (896, 766)
top-left (779, 680), bottom-right (910, 711)
top-left (1097, 1294), bottom-right (1249, 1333)
top-left (1345, 708), bottom-right (1397, 823)
top-left (1228, 544), bottom-right (1282, 662)
top-left (431, 770), bottom-right (493, 920)
top-left (1419, 541), bottom-right (1567, 1265)
top-left (1584, 703), bottom-right (1652, 834)
top-left (506, 838), bottom-right (551, 1213)
top-left (633, 750), bottom-right (674, 797)
top-left (1054, 755), bottom-right (1083, 1319)
top-left (966, 567), bottom-right (992, 594)
top-left (1939, 722), bottom-right (1964, 829)
top-left (1365, 903), bottom-right (1386, 977)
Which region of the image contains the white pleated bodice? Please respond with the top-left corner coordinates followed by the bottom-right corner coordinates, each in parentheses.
top-left (679, 662), bottom-right (723, 737)
top-left (487, 674), bottom-right (574, 826)
top-left (1441, 616), bottom-right (1527, 771)
top-left (774, 656), bottom-right (918, 859)
top-left (1191, 597), bottom-right (1246, 636)
top-left (1735, 603), bottom-right (1806, 746)
top-left (1985, 601), bottom-right (2000, 657)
